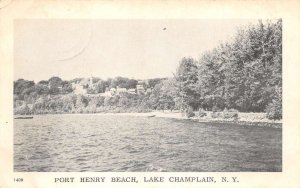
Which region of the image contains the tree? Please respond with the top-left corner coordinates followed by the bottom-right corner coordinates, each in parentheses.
top-left (148, 78), bottom-right (177, 111)
top-left (148, 78), bottom-right (165, 88)
top-left (110, 77), bottom-right (138, 89)
top-left (14, 79), bottom-right (34, 99)
top-left (35, 84), bottom-right (49, 95)
top-left (175, 57), bottom-right (200, 110)
top-left (48, 76), bottom-right (63, 94)
top-left (94, 80), bottom-right (106, 93)
top-left (61, 81), bottom-right (73, 93)
top-left (194, 19), bottom-right (282, 113)
top-left (38, 80), bottom-right (49, 85)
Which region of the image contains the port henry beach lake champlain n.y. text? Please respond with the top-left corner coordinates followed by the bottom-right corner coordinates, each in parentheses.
top-left (13, 19), bottom-right (282, 172)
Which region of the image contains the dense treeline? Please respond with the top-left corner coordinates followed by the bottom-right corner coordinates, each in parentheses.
top-left (14, 93), bottom-right (154, 114)
top-left (14, 76), bottom-right (168, 114)
top-left (14, 77), bottom-right (73, 100)
top-left (171, 19), bottom-right (282, 119)
top-left (14, 20), bottom-right (282, 119)
top-left (178, 20), bottom-right (281, 114)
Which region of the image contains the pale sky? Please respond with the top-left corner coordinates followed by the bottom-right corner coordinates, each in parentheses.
top-left (14, 19), bottom-right (256, 82)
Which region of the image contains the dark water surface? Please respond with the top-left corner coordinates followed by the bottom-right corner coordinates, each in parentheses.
top-left (14, 114), bottom-right (281, 172)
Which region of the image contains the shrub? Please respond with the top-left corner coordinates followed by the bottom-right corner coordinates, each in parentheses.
top-left (186, 107), bottom-right (195, 118)
top-left (211, 112), bottom-right (222, 119)
top-left (266, 99), bottom-right (282, 120)
top-left (198, 108), bottom-right (207, 117)
top-left (212, 105), bottom-right (222, 112)
top-left (223, 108), bottom-right (239, 119)
top-left (15, 104), bottom-right (31, 115)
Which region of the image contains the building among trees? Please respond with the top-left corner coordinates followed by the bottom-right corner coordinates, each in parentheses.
top-left (136, 80), bottom-right (145, 95)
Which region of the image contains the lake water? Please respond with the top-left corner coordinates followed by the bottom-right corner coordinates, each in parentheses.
top-left (14, 114), bottom-right (281, 172)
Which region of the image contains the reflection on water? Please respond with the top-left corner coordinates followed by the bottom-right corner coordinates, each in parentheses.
top-left (14, 114), bottom-right (281, 172)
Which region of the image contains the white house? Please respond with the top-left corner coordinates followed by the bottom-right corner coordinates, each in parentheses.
top-left (116, 86), bottom-right (127, 94)
top-left (72, 77), bottom-right (95, 94)
top-left (72, 82), bottom-right (87, 94)
top-left (136, 80), bottom-right (145, 95)
top-left (128, 88), bottom-right (136, 94)
top-left (110, 88), bottom-right (116, 95)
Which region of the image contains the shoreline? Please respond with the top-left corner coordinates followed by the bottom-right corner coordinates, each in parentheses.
top-left (15, 111), bottom-right (282, 128)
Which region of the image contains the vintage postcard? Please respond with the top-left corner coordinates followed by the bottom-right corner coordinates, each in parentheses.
top-left (0, 0), bottom-right (300, 187)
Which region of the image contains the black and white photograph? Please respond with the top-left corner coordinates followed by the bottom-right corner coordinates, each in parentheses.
top-left (13, 19), bottom-right (282, 172)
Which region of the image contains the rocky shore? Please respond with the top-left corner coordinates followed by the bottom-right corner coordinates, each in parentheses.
top-left (78, 111), bottom-right (282, 128)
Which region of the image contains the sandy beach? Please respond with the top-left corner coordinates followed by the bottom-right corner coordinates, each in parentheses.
top-left (64, 111), bottom-right (282, 126)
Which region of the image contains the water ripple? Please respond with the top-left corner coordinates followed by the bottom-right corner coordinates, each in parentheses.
top-left (14, 114), bottom-right (282, 172)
